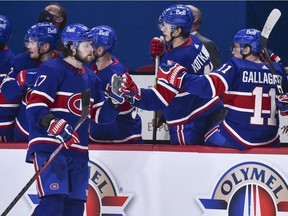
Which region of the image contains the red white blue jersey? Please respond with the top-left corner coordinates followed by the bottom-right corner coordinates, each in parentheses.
top-left (88, 58), bottom-right (143, 143)
top-left (0, 46), bottom-right (15, 82)
top-left (0, 46), bottom-right (17, 141)
top-left (1, 51), bottom-right (62, 142)
top-left (134, 35), bottom-right (224, 145)
top-left (182, 57), bottom-right (288, 149)
top-left (162, 35), bottom-right (212, 75)
top-left (26, 58), bottom-right (119, 163)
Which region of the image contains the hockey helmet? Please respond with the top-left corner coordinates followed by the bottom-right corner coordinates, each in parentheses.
top-left (25, 22), bottom-right (60, 50)
top-left (61, 23), bottom-right (92, 49)
top-left (90, 25), bottom-right (117, 53)
top-left (159, 4), bottom-right (194, 34)
top-left (233, 28), bottom-right (262, 53)
top-left (0, 15), bottom-right (12, 44)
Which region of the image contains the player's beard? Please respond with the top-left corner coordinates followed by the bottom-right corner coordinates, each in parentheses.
top-left (74, 51), bottom-right (93, 63)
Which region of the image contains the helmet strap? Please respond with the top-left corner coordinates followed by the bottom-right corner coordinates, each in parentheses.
top-left (240, 45), bottom-right (252, 59)
top-left (37, 43), bottom-right (52, 60)
top-left (92, 46), bottom-right (106, 61)
top-left (169, 30), bottom-right (182, 43)
top-left (37, 48), bottom-right (50, 61)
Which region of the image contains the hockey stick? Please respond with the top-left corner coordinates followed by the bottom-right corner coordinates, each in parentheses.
top-left (1, 88), bottom-right (91, 216)
top-left (260, 8), bottom-right (283, 94)
top-left (152, 36), bottom-right (165, 142)
top-left (152, 54), bottom-right (161, 142)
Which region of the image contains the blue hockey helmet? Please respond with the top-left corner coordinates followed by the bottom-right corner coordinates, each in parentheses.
top-left (233, 28), bottom-right (262, 53)
top-left (0, 15), bottom-right (12, 44)
top-left (90, 25), bottom-right (117, 53)
top-left (25, 22), bottom-right (60, 50)
top-left (159, 4), bottom-right (194, 35)
top-left (61, 23), bottom-right (92, 49)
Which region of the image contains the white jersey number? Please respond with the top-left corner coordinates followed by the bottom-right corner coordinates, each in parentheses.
top-left (35, 75), bottom-right (47, 87)
top-left (250, 87), bottom-right (276, 126)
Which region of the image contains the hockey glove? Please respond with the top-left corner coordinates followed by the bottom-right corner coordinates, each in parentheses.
top-left (108, 74), bottom-right (125, 104)
top-left (120, 73), bottom-right (141, 104)
top-left (276, 94), bottom-right (288, 116)
top-left (16, 69), bottom-right (38, 90)
top-left (157, 61), bottom-right (187, 89)
top-left (150, 36), bottom-right (166, 58)
top-left (47, 118), bottom-right (80, 149)
top-left (260, 49), bottom-right (281, 63)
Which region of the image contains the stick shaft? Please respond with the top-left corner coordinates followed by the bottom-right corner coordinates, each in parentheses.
top-left (152, 55), bottom-right (160, 141)
top-left (1, 89), bottom-right (90, 216)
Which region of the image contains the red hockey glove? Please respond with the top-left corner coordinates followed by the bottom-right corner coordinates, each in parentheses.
top-left (157, 61), bottom-right (187, 88)
top-left (276, 94), bottom-right (288, 116)
top-left (108, 74), bottom-right (125, 105)
top-left (150, 36), bottom-right (166, 58)
top-left (17, 69), bottom-right (38, 90)
top-left (120, 73), bottom-right (141, 104)
top-left (260, 49), bottom-right (281, 63)
top-left (47, 119), bottom-right (80, 149)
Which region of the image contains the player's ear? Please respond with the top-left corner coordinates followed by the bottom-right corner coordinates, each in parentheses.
top-left (99, 46), bottom-right (105, 55)
top-left (44, 43), bottom-right (51, 51)
top-left (243, 45), bottom-right (251, 55)
top-left (70, 44), bottom-right (77, 54)
top-left (173, 27), bottom-right (182, 37)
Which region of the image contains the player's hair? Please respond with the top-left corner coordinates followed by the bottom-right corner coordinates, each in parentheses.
top-left (61, 41), bottom-right (73, 57)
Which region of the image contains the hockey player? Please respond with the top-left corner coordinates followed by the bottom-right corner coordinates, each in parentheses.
top-left (88, 25), bottom-right (143, 143)
top-left (26, 23), bottom-right (120, 216)
top-left (137, 4), bottom-right (224, 145)
top-left (1, 22), bottom-right (61, 142)
top-left (0, 15), bottom-right (17, 142)
top-left (147, 28), bottom-right (288, 150)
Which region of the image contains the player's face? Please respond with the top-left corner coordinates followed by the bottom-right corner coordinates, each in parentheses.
top-left (26, 39), bottom-right (40, 59)
top-left (160, 22), bottom-right (173, 41)
top-left (76, 41), bottom-right (94, 63)
top-left (231, 43), bottom-right (242, 58)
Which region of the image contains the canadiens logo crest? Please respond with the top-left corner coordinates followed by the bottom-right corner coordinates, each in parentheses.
top-left (197, 161), bottom-right (288, 215)
top-left (67, 93), bottom-right (83, 116)
top-left (26, 159), bottom-right (133, 215)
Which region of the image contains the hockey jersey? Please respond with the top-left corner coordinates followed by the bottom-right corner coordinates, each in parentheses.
top-left (26, 58), bottom-right (119, 163)
top-left (88, 58), bottom-right (143, 143)
top-left (182, 57), bottom-right (288, 149)
top-left (0, 46), bottom-right (17, 141)
top-left (1, 51), bottom-right (62, 142)
top-left (134, 35), bottom-right (224, 145)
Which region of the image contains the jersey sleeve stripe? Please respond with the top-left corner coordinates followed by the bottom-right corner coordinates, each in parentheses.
top-left (31, 90), bottom-right (54, 103)
top-left (209, 73), bottom-right (228, 96)
top-left (27, 102), bottom-right (49, 109)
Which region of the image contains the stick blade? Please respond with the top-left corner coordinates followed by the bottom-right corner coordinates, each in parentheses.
top-left (261, 9), bottom-right (281, 39)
